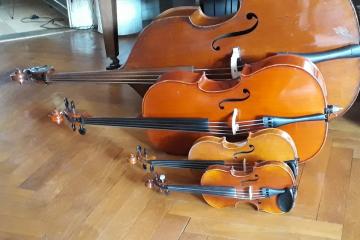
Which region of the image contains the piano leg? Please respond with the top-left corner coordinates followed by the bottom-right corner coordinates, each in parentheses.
top-left (98, 0), bottom-right (121, 70)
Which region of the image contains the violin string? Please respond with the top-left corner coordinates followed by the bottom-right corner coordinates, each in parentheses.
top-left (150, 163), bottom-right (255, 171)
top-left (149, 160), bottom-right (257, 168)
top-left (167, 187), bottom-right (267, 199)
top-left (168, 186), bottom-right (266, 195)
top-left (150, 162), bottom-right (256, 168)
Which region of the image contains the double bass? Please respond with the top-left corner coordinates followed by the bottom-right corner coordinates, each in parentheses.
top-left (11, 0), bottom-right (360, 116)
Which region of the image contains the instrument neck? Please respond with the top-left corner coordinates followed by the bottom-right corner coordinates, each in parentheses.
top-left (81, 117), bottom-right (211, 133)
top-left (148, 160), bottom-right (225, 170)
top-left (44, 66), bottom-right (235, 84)
top-left (164, 185), bottom-right (285, 200)
top-left (46, 69), bottom-right (162, 84)
top-left (148, 160), bottom-right (297, 176)
top-left (294, 44), bottom-right (360, 63)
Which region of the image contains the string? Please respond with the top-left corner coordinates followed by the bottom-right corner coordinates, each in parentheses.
top-left (45, 65), bottom-right (246, 83)
top-left (167, 186), bottom-right (269, 200)
top-left (149, 161), bottom-right (256, 168)
top-left (82, 118), bottom-right (266, 135)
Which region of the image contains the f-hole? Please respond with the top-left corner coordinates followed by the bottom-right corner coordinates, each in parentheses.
top-left (212, 12), bottom-right (259, 51)
top-left (233, 144), bottom-right (255, 157)
top-left (218, 89), bottom-right (250, 109)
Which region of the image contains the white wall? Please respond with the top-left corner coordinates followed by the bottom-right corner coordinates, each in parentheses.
top-left (67, 0), bottom-right (96, 28)
top-left (96, 0), bottom-right (159, 35)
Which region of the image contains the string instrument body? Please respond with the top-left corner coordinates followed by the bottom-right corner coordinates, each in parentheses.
top-left (201, 163), bottom-right (296, 213)
top-left (189, 128), bottom-right (298, 163)
top-left (123, 0), bottom-right (359, 114)
top-left (143, 55), bottom-right (327, 161)
top-left (132, 128), bottom-right (298, 176)
top-left (150, 162), bottom-right (297, 213)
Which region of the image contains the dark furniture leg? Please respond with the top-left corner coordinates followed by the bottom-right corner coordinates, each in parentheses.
top-left (98, 0), bottom-right (121, 70)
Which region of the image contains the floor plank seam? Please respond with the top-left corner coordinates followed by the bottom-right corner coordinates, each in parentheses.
top-left (178, 215), bottom-right (191, 240)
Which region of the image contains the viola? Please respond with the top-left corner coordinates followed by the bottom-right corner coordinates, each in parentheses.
top-left (11, 0), bottom-right (360, 116)
top-left (146, 162), bottom-right (297, 213)
top-left (50, 55), bottom-right (339, 162)
top-left (130, 127), bottom-right (299, 175)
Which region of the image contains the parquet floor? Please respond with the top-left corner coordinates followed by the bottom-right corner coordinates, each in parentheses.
top-left (0, 31), bottom-right (359, 240)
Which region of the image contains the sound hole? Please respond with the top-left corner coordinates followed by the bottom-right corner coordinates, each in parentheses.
top-left (212, 13), bottom-right (259, 51)
top-left (218, 89), bottom-right (250, 109)
top-left (233, 144), bottom-right (255, 157)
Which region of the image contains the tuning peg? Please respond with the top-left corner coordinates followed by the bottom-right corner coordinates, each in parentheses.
top-left (128, 153), bottom-right (138, 165)
top-left (70, 101), bottom-right (76, 112)
top-left (136, 145), bottom-right (142, 155)
top-left (145, 179), bottom-right (154, 189)
top-left (78, 126), bottom-right (86, 135)
top-left (64, 98), bottom-right (69, 109)
top-left (10, 69), bottom-right (26, 84)
top-left (159, 174), bottom-right (166, 183)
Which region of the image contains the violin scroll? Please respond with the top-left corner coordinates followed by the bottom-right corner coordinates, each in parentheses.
top-left (10, 65), bottom-right (54, 84)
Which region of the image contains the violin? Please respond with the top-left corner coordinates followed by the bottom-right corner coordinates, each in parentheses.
top-left (50, 55), bottom-right (338, 162)
top-left (146, 162), bottom-right (297, 213)
top-left (130, 127), bottom-right (299, 176)
top-left (11, 0), bottom-right (360, 116)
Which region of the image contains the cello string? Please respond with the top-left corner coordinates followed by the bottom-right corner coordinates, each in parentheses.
top-left (83, 117), bottom-right (264, 126)
top-left (81, 118), bottom-right (266, 134)
top-left (83, 118), bottom-right (266, 132)
top-left (80, 121), bottom-right (266, 135)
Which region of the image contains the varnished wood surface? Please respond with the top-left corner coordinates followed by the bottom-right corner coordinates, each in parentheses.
top-left (123, 0), bottom-right (360, 116)
top-left (0, 31), bottom-right (360, 240)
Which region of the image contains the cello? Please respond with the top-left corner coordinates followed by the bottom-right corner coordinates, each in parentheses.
top-left (49, 55), bottom-right (338, 162)
top-left (11, 0), bottom-right (360, 116)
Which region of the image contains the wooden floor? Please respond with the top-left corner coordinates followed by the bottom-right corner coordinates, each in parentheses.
top-left (0, 31), bottom-right (360, 240)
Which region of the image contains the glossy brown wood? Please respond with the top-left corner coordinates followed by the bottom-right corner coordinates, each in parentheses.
top-left (123, 0), bottom-right (359, 115)
top-left (200, 162), bottom-right (296, 213)
top-left (189, 128), bottom-right (298, 163)
top-left (143, 55), bottom-right (327, 162)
